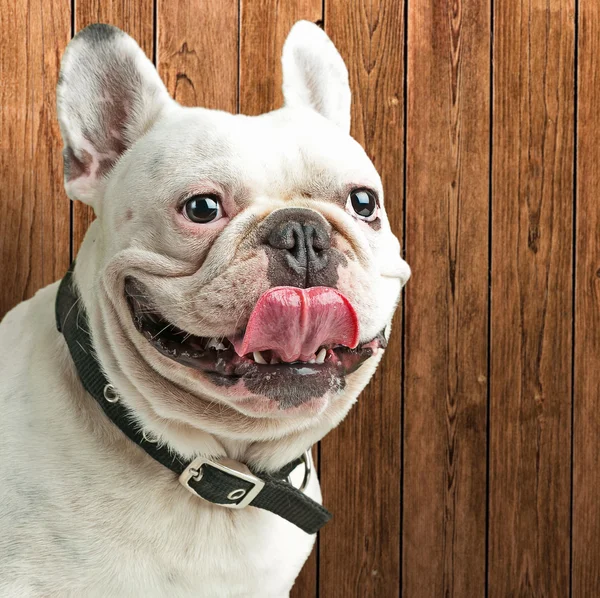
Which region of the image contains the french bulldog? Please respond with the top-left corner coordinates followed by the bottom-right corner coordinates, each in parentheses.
top-left (0, 20), bottom-right (410, 598)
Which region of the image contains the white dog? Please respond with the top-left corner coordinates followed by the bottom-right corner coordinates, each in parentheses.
top-left (0, 21), bottom-right (410, 597)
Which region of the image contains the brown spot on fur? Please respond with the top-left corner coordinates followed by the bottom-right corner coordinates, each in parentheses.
top-left (64, 146), bottom-right (93, 181)
top-left (97, 158), bottom-right (116, 178)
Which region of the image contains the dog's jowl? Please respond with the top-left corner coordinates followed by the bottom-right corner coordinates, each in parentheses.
top-left (0, 21), bottom-right (410, 598)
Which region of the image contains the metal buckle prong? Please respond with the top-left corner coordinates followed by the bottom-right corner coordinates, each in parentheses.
top-left (287, 450), bottom-right (312, 493)
top-left (179, 457), bottom-right (265, 509)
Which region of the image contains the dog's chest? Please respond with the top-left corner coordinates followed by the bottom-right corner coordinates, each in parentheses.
top-left (0, 287), bottom-right (316, 597)
top-left (79, 484), bottom-right (316, 597)
top-left (2, 389), bottom-right (316, 598)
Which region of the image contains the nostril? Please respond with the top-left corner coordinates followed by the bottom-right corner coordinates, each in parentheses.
top-left (305, 224), bottom-right (331, 252)
top-left (268, 221), bottom-right (299, 251)
top-left (268, 221), bottom-right (308, 275)
top-left (289, 226), bottom-right (305, 263)
top-left (305, 226), bottom-right (330, 274)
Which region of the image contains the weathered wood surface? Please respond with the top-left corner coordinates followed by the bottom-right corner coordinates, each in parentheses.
top-left (403, 0), bottom-right (490, 595)
top-left (573, 0), bottom-right (600, 595)
top-left (489, 1), bottom-right (574, 596)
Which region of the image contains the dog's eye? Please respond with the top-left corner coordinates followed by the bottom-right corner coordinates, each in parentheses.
top-left (347, 188), bottom-right (378, 221)
top-left (183, 195), bottom-right (223, 224)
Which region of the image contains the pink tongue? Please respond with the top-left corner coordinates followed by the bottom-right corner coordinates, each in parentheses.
top-left (230, 286), bottom-right (359, 363)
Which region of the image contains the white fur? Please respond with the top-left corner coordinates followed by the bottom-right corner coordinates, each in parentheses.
top-left (282, 21), bottom-right (351, 133)
top-left (0, 21), bottom-right (410, 597)
top-left (0, 285), bottom-right (317, 597)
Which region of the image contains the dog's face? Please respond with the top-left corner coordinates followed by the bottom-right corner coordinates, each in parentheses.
top-left (57, 23), bottom-right (409, 444)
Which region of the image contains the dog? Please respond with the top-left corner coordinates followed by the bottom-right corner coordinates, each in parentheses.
top-left (0, 21), bottom-right (410, 597)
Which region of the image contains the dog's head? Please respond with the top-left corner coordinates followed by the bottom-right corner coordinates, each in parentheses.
top-left (57, 22), bottom-right (410, 456)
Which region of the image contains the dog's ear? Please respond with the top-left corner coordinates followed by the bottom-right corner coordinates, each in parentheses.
top-left (57, 24), bottom-right (174, 206)
top-left (281, 21), bottom-right (351, 133)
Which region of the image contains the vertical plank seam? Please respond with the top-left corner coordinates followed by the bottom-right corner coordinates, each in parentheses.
top-left (69, 0), bottom-right (75, 263)
top-left (152, 0), bottom-right (158, 67)
top-left (236, 0), bottom-right (241, 115)
top-left (569, 1), bottom-right (579, 596)
top-left (26, 0), bottom-right (32, 295)
top-left (316, 442), bottom-right (321, 598)
top-left (485, 0), bottom-right (494, 595)
top-left (400, 0), bottom-right (409, 595)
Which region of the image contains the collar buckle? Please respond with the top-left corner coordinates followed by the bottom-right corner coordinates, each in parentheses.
top-left (179, 457), bottom-right (265, 509)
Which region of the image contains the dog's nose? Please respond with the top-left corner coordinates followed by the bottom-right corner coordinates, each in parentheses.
top-left (265, 208), bottom-right (332, 278)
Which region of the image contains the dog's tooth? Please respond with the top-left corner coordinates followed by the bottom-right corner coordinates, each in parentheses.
top-left (315, 348), bottom-right (327, 364)
top-left (207, 338), bottom-right (227, 351)
top-left (253, 351), bottom-right (268, 365)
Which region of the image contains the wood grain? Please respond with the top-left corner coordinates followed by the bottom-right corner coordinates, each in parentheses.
top-left (319, 2), bottom-right (404, 596)
top-left (75, 0), bottom-right (153, 56)
top-left (239, 0), bottom-right (321, 116)
top-left (572, 0), bottom-right (600, 593)
top-left (157, 0), bottom-right (237, 111)
top-left (403, 0), bottom-right (490, 595)
top-left (290, 449), bottom-right (320, 598)
top-left (489, 1), bottom-right (574, 596)
top-left (72, 0), bottom-right (154, 255)
top-left (0, 0), bottom-right (70, 318)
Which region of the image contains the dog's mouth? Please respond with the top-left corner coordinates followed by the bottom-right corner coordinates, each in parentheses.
top-left (125, 279), bottom-right (386, 408)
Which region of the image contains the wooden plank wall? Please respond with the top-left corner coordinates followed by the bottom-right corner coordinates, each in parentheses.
top-left (489, 1), bottom-right (574, 596)
top-left (403, 0), bottom-right (489, 595)
top-left (573, 0), bottom-right (600, 594)
top-left (1, 1), bottom-right (598, 596)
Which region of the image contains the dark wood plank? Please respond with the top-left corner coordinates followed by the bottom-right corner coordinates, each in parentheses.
top-left (319, 2), bottom-right (404, 596)
top-left (572, 0), bottom-right (600, 593)
top-left (157, 0), bottom-right (237, 111)
top-left (0, 0), bottom-right (71, 318)
top-left (488, 1), bottom-right (574, 596)
top-left (291, 449), bottom-right (319, 598)
top-left (402, 0), bottom-right (490, 595)
top-left (238, 5), bottom-right (322, 595)
top-left (239, 0), bottom-right (321, 116)
top-left (73, 0), bottom-right (154, 254)
top-left (75, 0), bottom-right (153, 57)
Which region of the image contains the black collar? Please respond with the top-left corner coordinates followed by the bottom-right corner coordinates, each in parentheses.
top-left (55, 265), bottom-right (331, 534)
